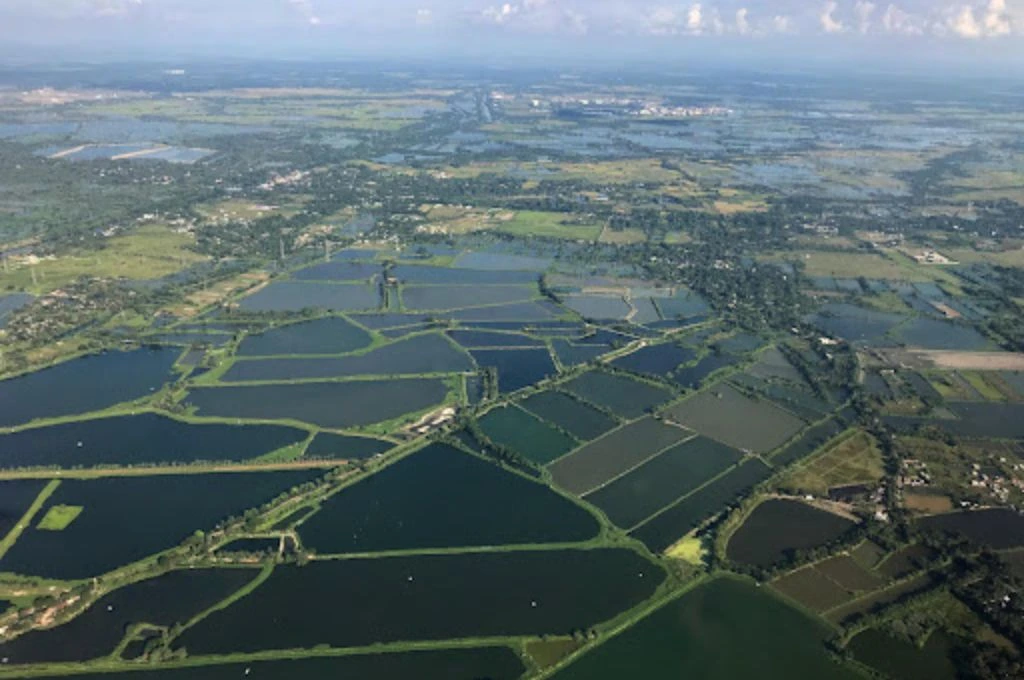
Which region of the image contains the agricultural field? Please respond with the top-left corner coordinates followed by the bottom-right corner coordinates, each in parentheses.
top-left (775, 430), bottom-right (884, 497)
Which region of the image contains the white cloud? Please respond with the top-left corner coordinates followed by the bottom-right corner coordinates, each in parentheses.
top-left (736, 8), bottom-right (750, 35)
top-left (415, 8), bottom-right (433, 25)
top-left (855, 1), bottom-right (876, 33)
top-left (983, 0), bottom-right (1012, 35)
top-left (946, 0), bottom-right (1012, 38)
top-left (687, 3), bottom-right (703, 33)
top-left (773, 14), bottom-right (794, 33)
top-left (287, 0), bottom-right (320, 26)
top-left (881, 4), bottom-right (922, 34)
top-left (820, 1), bottom-right (845, 33)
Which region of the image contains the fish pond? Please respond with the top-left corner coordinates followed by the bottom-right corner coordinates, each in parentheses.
top-left (235, 316), bottom-right (373, 356)
top-left (303, 432), bottom-right (393, 460)
top-left (0, 348), bottom-right (179, 427)
top-left (0, 471), bottom-right (323, 579)
top-left (917, 508), bottom-right (1024, 549)
top-left (848, 629), bottom-right (958, 680)
top-left (549, 418), bottom-right (691, 495)
top-left (665, 383), bottom-right (805, 453)
top-left (518, 390), bottom-right (619, 441)
top-left (299, 443), bottom-right (597, 553)
top-left (726, 499), bottom-right (857, 568)
top-left (631, 459), bottom-right (773, 553)
top-left (0, 480), bottom-right (48, 538)
top-left (238, 282), bottom-right (381, 312)
top-left (187, 379), bottom-right (450, 428)
top-left (0, 568), bottom-right (256, 664)
top-left (562, 371), bottom-right (674, 420)
top-left (585, 436), bottom-right (743, 529)
top-left (222, 333), bottom-right (473, 382)
top-left (447, 329), bottom-right (544, 348)
top-left (402, 285), bottom-right (534, 310)
top-left (551, 577), bottom-right (861, 680)
top-left (0, 414), bottom-right (309, 469)
top-left (470, 348), bottom-right (557, 393)
top-left (477, 406), bottom-right (578, 465)
top-left (31, 648), bottom-right (526, 680)
top-left (611, 343), bottom-right (697, 378)
top-left (175, 549), bottom-right (663, 654)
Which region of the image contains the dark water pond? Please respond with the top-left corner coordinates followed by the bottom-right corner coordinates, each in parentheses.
top-left (304, 432), bottom-right (393, 460)
top-left (236, 316), bottom-right (373, 356)
top-left (0, 348), bottom-right (179, 427)
top-left (300, 443), bottom-right (597, 553)
top-left (0, 414), bottom-right (308, 469)
top-left (471, 348), bottom-right (557, 393)
top-left (224, 333), bottom-right (473, 382)
top-left (0, 471), bottom-right (322, 579)
top-left (0, 568), bottom-right (255, 663)
top-left (551, 577), bottom-right (860, 680)
top-left (176, 548), bottom-right (663, 654)
top-left (727, 499), bottom-right (856, 568)
top-left (917, 508), bottom-right (1024, 549)
top-left (187, 379), bottom-right (450, 428)
top-left (0, 480), bottom-right (47, 537)
top-left (33, 648), bottom-right (526, 679)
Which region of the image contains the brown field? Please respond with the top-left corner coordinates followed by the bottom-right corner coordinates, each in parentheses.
top-left (904, 492), bottom-right (955, 514)
top-left (912, 350), bottom-right (1024, 371)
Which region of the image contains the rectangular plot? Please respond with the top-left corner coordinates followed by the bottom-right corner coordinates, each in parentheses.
top-left (562, 371), bottom-right (673, 420)
top-left (239, 282), bottom-right (381, 312)
top-left (518, 390), bottom-right (619, 441)
top-left (665, 383), bottom-right (805, 453)
top-left (824, 574), bottom-right (936, 624)
top-left (402, 285), bottom-right (534, 311)
top-left (771, 418), bottom-right (847, 466)
top-left (477, 406), bottom-right (577, 465)
top-left (585, 436), bottom-right (743, 529)
top-left (549, 417), bottom-right (690, 495)
top-left (815, 556), bottom-right (888, 592)
top-left (222, 334), bottom-right (473, 382)
top-left (630, 459), bottom-right (772, 553)
top-left (772, 566), bottom-right (853, 613)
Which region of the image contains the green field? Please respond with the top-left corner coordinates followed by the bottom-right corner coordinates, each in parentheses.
top-left (35, 504), bottom-right (83, 531)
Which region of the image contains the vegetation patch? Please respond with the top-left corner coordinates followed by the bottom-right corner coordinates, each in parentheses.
top-left (775, 430), bottom-right (883, 496)
top-left (35, 505), bottom-right (83, 531)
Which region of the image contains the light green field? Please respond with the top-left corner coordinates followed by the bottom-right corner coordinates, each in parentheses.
top-left (36, 504), bottom-right (83, 531)
top-left (495, 211), bottom-right (603, 241)
top-left (0, 226), bottom-right (208, 294)
top-left (777, 430), bottom-right (884, 496)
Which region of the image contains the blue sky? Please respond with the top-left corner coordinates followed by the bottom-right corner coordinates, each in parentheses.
top-left (1, 0), bottom-right (1021, 68)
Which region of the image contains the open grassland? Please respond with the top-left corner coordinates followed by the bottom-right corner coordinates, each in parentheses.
top-left (494, 211), bottom-right (604, 241)
top-left (195, 198), bottom-right (309, 223)
top-left (0, 226), bottom-right (207, 294)
top-left (775, 430), bottom-right (884, 496)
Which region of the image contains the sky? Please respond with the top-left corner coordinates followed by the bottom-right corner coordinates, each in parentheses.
top-left (0, 0), bottom-right (1021, 72)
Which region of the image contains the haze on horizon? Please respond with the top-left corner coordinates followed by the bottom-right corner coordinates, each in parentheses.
top-left (0, 0), bottom-right (1022, 75)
